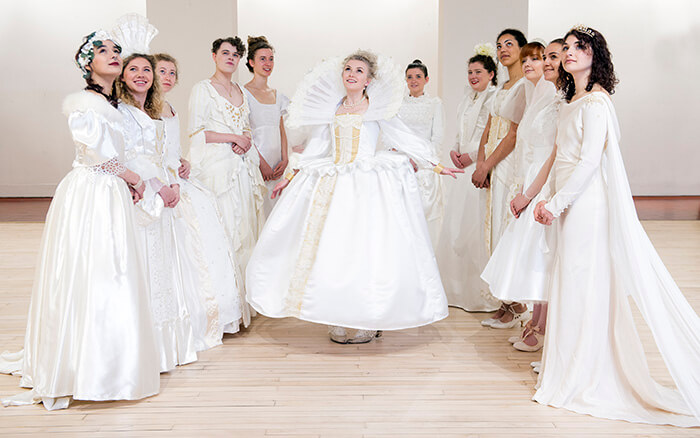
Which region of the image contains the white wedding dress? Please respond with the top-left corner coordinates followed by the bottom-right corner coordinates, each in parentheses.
top-left (0, 91), bottom-right (160, 409)
top-left (120, 103), bottom-right (197, 372)
top-left (482, 77), bottom-right (560, 303)
top-left (396, 93), bottom-right (445, 245)
top-left (246, 56), bottom-right (449, 330)
top-left (188, 80), bottom-right (265, 274)
top-left (435, 85), bottom-right (500, 311)
top-left (243, 87), bottom-right (290, 217)
top-left (482, 78), bottom-right (527, 253)
top-left (163, 104), bottom-right (249, 343)
top-left (533, 92), bottom-right (700, 426)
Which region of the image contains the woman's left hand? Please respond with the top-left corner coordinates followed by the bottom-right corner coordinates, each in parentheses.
top-left (178, 158), bottom-right (191, 180)
top-left (272, 159), bottom-right (288, 179)
top-left (440, 167), bottom-right (465, 179)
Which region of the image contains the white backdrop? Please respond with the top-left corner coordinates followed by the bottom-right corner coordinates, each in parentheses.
top-left (529, 0), bottom-right (700, 195)
top-left (0, 0), bottom-right (698, 196)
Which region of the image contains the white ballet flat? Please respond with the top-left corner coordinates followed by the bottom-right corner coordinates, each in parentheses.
top-left (347, 330), bottom-right (382, 344)
top-left (328, 326), bottom-right (349, 344)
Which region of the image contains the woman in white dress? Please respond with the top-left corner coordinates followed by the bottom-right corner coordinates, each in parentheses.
top-left (116, 48), bottom-right (198, 372)
top-left (243, 36), bottom-right (291, 217)
top-left (532, 26), bottom-right (700, 426)
top-left (246, 51), bottom-right (461, 344)
top-left (154, 53), bottom-right (249, 345)
top-left (397, 59), bottom-right (444, 245)
top-left (188, 37), bottom-right (265, 275)
top-left (482, 40), bottom-right (563, 353)
top-left (435, 45), bottom-right (500, 312)
top-left (0, 32), bottom-right (159, 409)
top-left (472, 29), bottom-right (529, 329)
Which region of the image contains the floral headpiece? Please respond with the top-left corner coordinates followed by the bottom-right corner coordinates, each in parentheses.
top-left (572, 24), bottom-right (595, 38)
top-left (75, 30), bottom-right (120, 79)
top-left (473, 43), bottom-right (497, 62)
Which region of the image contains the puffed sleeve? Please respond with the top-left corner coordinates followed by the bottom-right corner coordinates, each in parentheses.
top-left (430, 98), bottom-right (445, 157)
top-left (500, 79), bottom-right (527, 124)
top-left (68, 109), bottom-right (123, 166)
top-left (286, 124), bottom-right (331, 176)
top-left (545, 98), bottom-right (608, 217)
top-left (188, 82), bottom-right (213, 168)
top-left (378, 116), bottom-right (438, 168)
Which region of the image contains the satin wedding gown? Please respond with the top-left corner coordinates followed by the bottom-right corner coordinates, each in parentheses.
top-left (0, 91), bottom-right (160, 409)
top-left (533, 92), bottom-right (700, 426)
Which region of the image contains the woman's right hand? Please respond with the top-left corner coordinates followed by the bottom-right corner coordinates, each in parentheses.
top-left (158, 184), bottom-right (178, 208)
top-left (534, 200), bottom-right (554, 225)
top-left (259, 156), bottom-right (274, 181)
top-left (271, 178), bottom-right (289, 199)
top-left (232, 134), bottom-right (251, 152)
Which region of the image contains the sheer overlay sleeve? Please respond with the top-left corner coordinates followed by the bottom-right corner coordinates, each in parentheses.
top-left (545, 98), bottom-right (608, 217)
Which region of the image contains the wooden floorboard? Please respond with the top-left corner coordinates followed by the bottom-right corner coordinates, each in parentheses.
top-left (0, 221), bottom-right (699, 436)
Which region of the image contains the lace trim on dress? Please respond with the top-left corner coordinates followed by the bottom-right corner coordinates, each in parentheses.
top-left (89, 156), bottom-right (126, 175)
top-left (284, 173), bottom-right (338, 316)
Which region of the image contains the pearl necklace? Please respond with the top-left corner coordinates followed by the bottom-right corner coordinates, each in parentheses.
top-left (342, 96), bottom-right (366, 109)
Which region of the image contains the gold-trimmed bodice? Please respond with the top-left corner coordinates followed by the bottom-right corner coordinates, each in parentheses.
top-left (333, 114), bottom-right (362, 164)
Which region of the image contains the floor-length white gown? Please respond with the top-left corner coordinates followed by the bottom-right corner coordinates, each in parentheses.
top-left (435, 85), bottom-right (500, 311)
top-left (396, 93), bottom-right (445, 245)
top-left (120, 103), bottom-right (197, 372)
top-left (533, 92), bottom-right (700, 426)
top-left (246, 56), bottom-right (449, 330)
top-left (482, 77), bottom-right (560, 303)
top-left (243, 87), bottom-right (290, 217)
top-left (0, 91), bottom-right (160, 409)
top-left (163, 105), bottom-right (249, 341)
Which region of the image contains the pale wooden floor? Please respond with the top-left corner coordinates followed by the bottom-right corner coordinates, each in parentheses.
top-left (0, 221), bottom-right (699, 437)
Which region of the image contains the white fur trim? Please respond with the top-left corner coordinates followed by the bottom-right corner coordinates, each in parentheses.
top-left (62, 90), bottom-right (122, 123)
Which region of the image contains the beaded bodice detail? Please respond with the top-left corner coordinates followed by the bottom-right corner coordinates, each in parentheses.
top-left (333, 114), bottom-right (363, 165)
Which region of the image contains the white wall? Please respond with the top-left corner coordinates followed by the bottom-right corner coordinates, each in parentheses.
top-left (0, 0), bottom-right (146, 196)
top-left (438, 0), bottom-right (529, 163)
top-left (529, 0), bottom-right (700, 195)
top-left (237, 0), bottom-right (439, 101)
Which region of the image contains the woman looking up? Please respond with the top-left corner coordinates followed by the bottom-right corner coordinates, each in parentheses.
top-left (0, 31), bottom-right (159, 409)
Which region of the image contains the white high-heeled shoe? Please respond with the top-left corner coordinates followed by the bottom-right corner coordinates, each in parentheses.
top-left (490, 306), bottom-right (530, 329)
top-left (481, 304), bottom-right (507, 327)
top-left (513, 329), bottom-right (543, 352)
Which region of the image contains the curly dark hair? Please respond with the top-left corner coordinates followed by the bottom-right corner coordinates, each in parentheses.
top-left (246, 35), bottom-right (274, 73)
top-left (75, 33), bottom-right (120, 107)
top-left (557, 27), bottom-right (618, 102)
top-left (468, 54), bottom-right (498, 86)
top-left (497, 28), bottom-right (527, 48)
top-left (212, 36), bottom-right (246, 56)
top-left (405, 59), bottom-right (428, 77)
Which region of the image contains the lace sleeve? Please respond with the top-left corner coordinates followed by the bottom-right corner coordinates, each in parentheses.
top-left (91, 156), bottom-right (126, 175)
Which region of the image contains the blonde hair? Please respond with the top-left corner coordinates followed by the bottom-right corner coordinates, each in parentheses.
top-left (117, 53), bottom-right (164, 120)
top-left (153, 52), bottom-right (179, 84)
top-left (343, 50), bottom-right (377, 79)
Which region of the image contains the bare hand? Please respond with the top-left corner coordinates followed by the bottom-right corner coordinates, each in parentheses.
top-left (510, 193), bottom-right (531, 218)
top-left (272, 159), bottom-right (288, 180)
top-left (129, 186), bottom-right (142, 204)
top-left (158, 184), bottom-right (179, 208)
top-left (170, 184), bottom-right (181, 208)
top-left (178, 158), bottom-right (191, 180)
top-left (259, 156), bottom-right (274, 181)
top-left (534, 200), bottom-right (554, 225)
top-left (459, 153), bottom-right (474, 168)
top-left (440, 167), bottom-right (465, 179)
top-left (409, 158), bottom-right (418, 173)
top-left (471, 162), bottom-right (490, 188)
top-left (450, 150), bottom-right (464, 168)
top-left (271, 178), bottom-right (289, 199)
top-left (233, 134), bottom-right (252, 152)
top-left (232, 144), bottom-right (245, 155)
